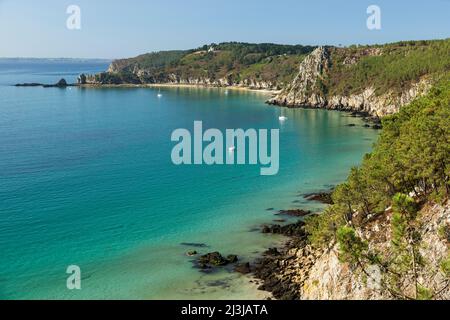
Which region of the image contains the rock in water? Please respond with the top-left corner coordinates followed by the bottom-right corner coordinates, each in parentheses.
top-left (15, 83), bottom-right (42, 87)
top-left (234, 262), bottom-right (252, 274)
top-left (55, 79), bottom-right (68, 87)
top-left (304, 192), bottom-right (333, 204)
top-left (181, 242), bottom-right (208, 248)
top-left (198, 252), bottom-right (229, 267)
top-left (196, 252), bottom-right (239, 268)
top-left (42, 78), bottom-right (69, 88)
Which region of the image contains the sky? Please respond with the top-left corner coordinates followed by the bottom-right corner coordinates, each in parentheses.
top-left (0, 0), bottom-right (449, 59)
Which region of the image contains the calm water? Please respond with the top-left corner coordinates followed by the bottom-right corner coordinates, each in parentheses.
top-left (0, 60), bottom-right (379, 299)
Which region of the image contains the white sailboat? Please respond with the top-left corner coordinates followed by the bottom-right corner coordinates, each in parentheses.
top-left (279, 109), bottom-right (288, 122)
top-left (157, 89), bottom-right (163, 98)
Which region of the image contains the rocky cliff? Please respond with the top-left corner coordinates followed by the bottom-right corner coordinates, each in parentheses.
top-left (78, 42), bottom-right (315, 90)
top-left (268, 46), bottom-right (433, 118)
top-left (78, 70), bottom-right (281, 90)
top-left (300, 201), bottom-right (449, 300)
top-left (257, 201), bottom-right (449, 300)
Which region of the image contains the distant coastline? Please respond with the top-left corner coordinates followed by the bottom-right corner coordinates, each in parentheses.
top-left (78, 82), bottom-right (280, 94)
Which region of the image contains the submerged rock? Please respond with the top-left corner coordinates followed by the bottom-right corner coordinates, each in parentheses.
top-left (15, 83), bottom-right (42, 87)
top-left (226, 254), bottom-right (238, 263)
top-left (264, 248), bottom-right (280, 256)
top-left (43, 78), bottom-right (68, 88)
top-left (181, 242), bottom-right (208, 248)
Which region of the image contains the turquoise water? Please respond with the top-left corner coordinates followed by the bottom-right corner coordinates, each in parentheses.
top-left (0, 60), bottom-right (379, 299)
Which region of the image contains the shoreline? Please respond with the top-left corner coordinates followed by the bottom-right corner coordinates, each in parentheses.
top-left (77, 83), bottom-right (281, 95)
top-left (76, 83), bottom-right (383, 128)
top-left (15, 79), bottom-right (382, 126)
top-left (240, 190), bottom-right (334, 300)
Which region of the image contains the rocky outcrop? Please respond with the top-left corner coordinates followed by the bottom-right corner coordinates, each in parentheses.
top-left (302, 202), bottom-right (449, 300)
top-left (269, 46), bottom-right (331, 108)
top-left (269, 47), bottom-right (432, 118)
top-left (154, 74), bottom-right (279, 90)
top-left (16, 78), bottom-right (72, 88)
top-left (195, 252), bottom-right (239, 270)
top-left (255, 201), bottom-right (449, 300)
top-left (77, 73), bottom-right (102, 85)
top-left (78, 70), bottom-right (280, 90)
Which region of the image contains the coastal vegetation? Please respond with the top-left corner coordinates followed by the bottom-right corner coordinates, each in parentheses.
top-left (305, 75), bottom-right (450, 299)
top-left (86, 39), bottom-right (450, 100)
top-left (85, 42), bottom-right (316, 87)
top-left (324, 39), bottom-right (450, 96)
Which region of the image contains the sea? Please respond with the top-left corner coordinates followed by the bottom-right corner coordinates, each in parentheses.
top-left (0, 59), bottom-right (379, 299)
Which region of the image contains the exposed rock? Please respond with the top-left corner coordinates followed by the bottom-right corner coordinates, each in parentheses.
top-left (264, 248), bottom-right (281, 256)
top-left (196, 252), bottom-right (239, 269)
top-left (253, 201), bottom-right (450, 300)
top-left (81, 69), bottom-right (281, 90)
top-left (56, 78), bottom-right (68, 87)
top-left (268, 47), bottom-right (432, 117)
top-left (186, 250), bottom-right (198, 257)
top-left (181, 242), bottom-right (208, 248)
top-left (198, 252), bottom-right (229, 267)
top-left (261, 221), bottom-right (306, 237)
top-left (16, 78), bottom-right (71, 88)
top-left (304, 192), bottom-right (334, 205)
top-left (372, 124), bottom-right (383, 130)
top-left (235, 262), bottom-right (252, 274)
top-left (268, 46), bottom-right (330, 108)
top-left (15, 83), bottom-right (42, 87)
top-left (277, 209), bottom-right (312, 217)
top-left (226, 254), bottom-right (239, 263)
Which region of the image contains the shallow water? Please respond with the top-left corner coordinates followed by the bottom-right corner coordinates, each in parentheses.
top-left (0, 60), bottom-right (379, 299)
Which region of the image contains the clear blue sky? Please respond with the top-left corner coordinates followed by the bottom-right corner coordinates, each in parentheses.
top-left (0, 0), bottom-right (449, 59)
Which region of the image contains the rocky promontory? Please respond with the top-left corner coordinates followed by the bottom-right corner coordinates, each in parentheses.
top-left (268, 46), bottom-right (433, 118)
top-left (253, 201), bottom-right (449, 300)
top-left (15, 78), bottom-right (73, 88)
top-left (76, 39), bottom-right (450, 118)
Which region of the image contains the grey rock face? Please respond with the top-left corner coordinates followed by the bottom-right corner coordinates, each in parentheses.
top-left (269, 47), bottom-right (432, 117)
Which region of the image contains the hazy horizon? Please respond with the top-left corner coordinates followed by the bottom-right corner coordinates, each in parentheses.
top-left (1, 0), bottom-right (449, 59)
top-left (1, 36), bottom-right (449, 60)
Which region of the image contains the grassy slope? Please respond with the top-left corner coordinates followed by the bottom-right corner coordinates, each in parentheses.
top-left (324, 39), bottom-right (450, 96)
